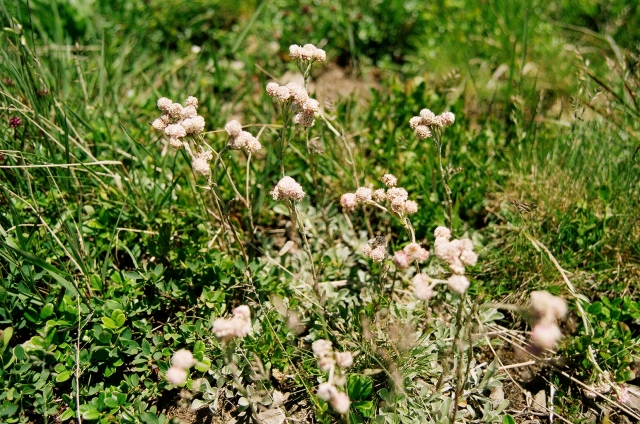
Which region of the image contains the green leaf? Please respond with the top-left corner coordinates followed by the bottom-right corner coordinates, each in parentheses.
top-left (101, 317), bottom-right (116, 329)
top-left (56, 370), bottom-right (72, 383)
top-left (502, 414), bottom-right (516, 424)
top-left (6, 246), bottom-right (80, 298)
top-left (353, 400), bottom-right (374, 418)
top-left (41, 304), bottom-right (55, 319)
top-left (3, 327), bottom-right (13, 349)
top-left (111, 310), bottom-right (126, 327)
top-left (59, 409), bottom-right (75, 421)
top-left (140, 412), bottom-right (160, 424)
top-left (347, 375), bottom-right (373, 401)
top-left (83, 410), bottom-right (101, 420)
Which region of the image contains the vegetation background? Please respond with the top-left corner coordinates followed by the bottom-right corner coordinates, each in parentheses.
top-left (1, 0), bottom-right (639, 423)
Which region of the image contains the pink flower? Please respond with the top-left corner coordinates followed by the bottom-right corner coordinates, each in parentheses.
top-left (166, 366), bottom-right (187, 385)
top-left (331, 392), bottom-right (351, 414)
top-left (392, 251), bottom-right (410, 270)
top-left (271, 176), bottom-right (305, 201)
top-left (412, 274), bottom-right (435, 301)
top-left (340, 193), bottom-right (357, 212)
top-left (172, 349), bottom-right (195, 369)
top-left (447, 275), bottom-right (470, 295)
top-left (530, 323), bottom-right (562, 350)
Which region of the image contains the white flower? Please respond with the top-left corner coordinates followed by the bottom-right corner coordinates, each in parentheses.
top-left (381, 174), bottom-right (397, 187)
top-left (166, 366), bottom-right (187, 385)
top-left (172, 349), bottom-right (195, 369)
top-left (271, 176), bottom-right (305, 201)
top-left (355, 187), bottom-right (372, 203)
top-left (340, 193), bottom-right (357, 212)
top-left (447, 275), bottom-right (470, 295)
top-left (331, 392), bottom-right (351, 414)
top-left (317, 382), bottom-right (336, 401)
top-left (336, 352), bottom-right (353, 368)
top-left (225, 120), bottom-right (243, 138)
top-left (530, 323), bottom-right (562, 350)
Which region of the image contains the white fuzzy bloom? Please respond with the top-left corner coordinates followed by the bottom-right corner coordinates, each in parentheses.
top-left (192, 151), bottom-right (212, 177)
top-left (415, 125), bottom-right (432, 139)
top-left (275, 86), bottom-right (291, 102)
top-left (182, 116), bottom-right (205, 134)
top-left (412, 274), bottom-right (434, 300)
top-left (166, 366), bottom-right (187, 385)
top-left (302, 98), bottom-right (319, 112)
top-left (530, 323), bottom-right (562, 350)
top-left (213, 306), bottom-right (252, 342)
top-left (386, 187), bottom-right (408, 203)
top-left (152, 118), bottom-right (167, 131)
top-left (157, 97), bottom-right (173, 111)
top-left (369, 246), bottom-right (387, 262)
top-left (246, 137), bottom-right (262, 153)
top-left (180, 105), bottom-right (197, 119)
top-left (419, 109), bottom-right (437, 125)
top-left (225, 120), bottom-right (243, 138)
top-left (165, 123), bottom-right (186, 139)
top-left (168, 103), bottom-right (183, 118)
top-left (233, 305), bottom-right (251, 321)
top-left (403, 243), bottom-right (429, 262)
top-left (390, 197), bottom-right (407, 214)
top-left (318, 356), bottom-right (335, 372)
top-left (228, 131), bottom-right (250, 150)
top-left (447, 275), bottom-right (470, 295)
top-left (530, 291), bottom-right (567, 324)
top-left (287, 83), bottom-right (309, 103)
top-left (266, 82), bottom-right (279, 97)
top-left (289, 44), bottom-right (302, 59)
top-left (393, 251), bottom-right (410, 270)
top-left (355, 187), bottom-right (372, 203)
top-left (317, 383), bottom-right (337, 401)
top-left (185, 96), bottom-right (198, 108)
top-left (271, 176), bottom-right (305, 201)
top-left (172, 349), bottom-right (195, 369)
top-left (312, 339), bottom-right (333, 357)
top-left (382, 174), bottom-right (397, 187)
top-left (404, 200), bottom-right (418, 214)
top-left (169, 138), bottom-right (183, 150)
top-left (336, 352), bottom-right (353, 368)
top-left (439, 111), bottom-right (455, 126)
top-left (340, 193), bottom-right (357, 212)
top-left (434, 226), bottom-right (452, 240)
top-left (362, 237), bottom-right (387, 262)
top-left (331, 391), bottom-right (351, 414)
top-left (300, 44), bottom-right (316, 60)
top-left (313, 47), bottom-right (326, 62)
top-left (372, 189), bottom-right (386, 202)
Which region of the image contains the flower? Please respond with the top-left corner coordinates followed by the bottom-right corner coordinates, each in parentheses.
top-left (529, 291), bottom-right (567, 324)
top-left (393, 251), bottom-right (410, 270)
top-left (185, 96), bottom-right (198, 108)
top-left (212, 305), bottom-right (252, 341)
top-left (386, 187), bottom-right (408, 203)
top-left (166, 366), bottom-right (187, 385)
top-left (157, 97), bottom-right (172, 111)
top-left (192, 151), bottom-right (212, 177)
top-left (372, 189), bottom-right (386, 202)
top-left (382, 174), bottom-right (397, 187)
top-left (312, 339), bottom-right (333, 357)
top-left (340, 193), bottom-right (357, 212)
top-left (164, 123), bottom-right (186, 139)
top-left (293, 110), bottom-right (315, 127)
top-left (331, 392), bottom-right (351, 414)
top-left (181, 116), bottom-right (205, 134)
top-left (403, 243), bottom-right (429, 262)
top-left (151, 118), bottom-right (166, 131)
top-left (434, 226), bottom-right (452, 240)
top-left (447, 275), bottom-right (470, 295)
top-left (355, 187), bottom-right (372, 203)
top-left (335, 352), bottom-right (353, 368)
top-left (290, 43), bottom-right (326, 62)
top-left (412, 274), bottom-right (434, 300)
top-left (225, 120), bottom-right (243, 138)
top-left (172, 349), bottom-right (195, 369)
top-left (362, 237), bottom-right (387, 262)
top-left (404, 200), bottom-right (419, 214)
top-left (439, 111), bottom-right (455, 126)
top-left (271, 176), bottom-right (305, 201)
top-left (317, 383), bottom-right (337, 401)
top-left (530, 323), bottom-right (562, 350)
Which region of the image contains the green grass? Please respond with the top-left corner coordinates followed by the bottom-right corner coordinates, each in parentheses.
top-left (1, 0), bottom-right (639, 423)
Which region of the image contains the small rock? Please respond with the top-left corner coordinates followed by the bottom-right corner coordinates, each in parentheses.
top-left (257, 408), bottom-right (286, 424)
top-left (490, 386), bottom-right (505, 407)
top-left (533, 389), bottom-right (546, 412)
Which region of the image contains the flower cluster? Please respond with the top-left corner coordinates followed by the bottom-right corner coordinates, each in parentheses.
top-left (212, 305), bottom-right (252, 342)
top-left (191, 150), bottom-right (213, 177)
top-left (393, 242), bottom-right (429, 270)
top-left (270, 176), bottom-right (305, 201)
top-left (341, 173), bottom-right (418, 216)
top-left (434, 226), bottom-right (478, 275)
top-left (224, 120), bottom-right (262, 154)
top-left (411, 273), bottom-right (435, 301)
top-left (528, 291), bottom-right (567, 350)
top-left (289, 44), bottom-right (326, 62)
top-left (266, 82), bottom-right (319, 127)
top-left (152, 96), bottom-right (205, 149)
top-left (409, 109), bottom-right (455, 139)
top-left (362, 236), bottom-right (387, 262)
top-left (9, 117), bottom-right (22, 129)
top-left (166, 349), bottom-right (196, 385)
top-left (312, 339), bottom-right (352, 415)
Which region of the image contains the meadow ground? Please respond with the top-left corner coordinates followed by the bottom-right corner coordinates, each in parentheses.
top-left (1, 1), bottom-right (639, 423)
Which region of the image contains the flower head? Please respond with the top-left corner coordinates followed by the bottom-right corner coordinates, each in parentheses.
top-left (331, 392), bottom-right (351, 414)
top-left (166, 366), bottom-right (187, 385)
top-left (412, 274), bottom-right (434, 300)
top-left (172, 349), bottom-right (195, 369)
top-left (362, 237), bottom-right (387, 262)
top-left (403, 243), bottom-right (429, 262)
top-left (225, 120), bottom-right (243, 138)
top-left (271, 176), bottom-right (305, 201)
top-left (340, 193), bottom-right (357, 212)
top-left (355, 187), bottom-right (372, 203)
top-left (335, 352), bottom-right (353, 368)
top-left (317, 382), bottom-right (337, 401)
top-left (393, 251), bottom-right (410, 270)
top-left (212, 305), bottom-right (252, 342)
top-left (530, 323), bottom-right (562, 350)
top-left (447, 274), bottom-right (470, 295)
top-left (372, 189), bottom-right (386, 202)
top-left (192, 151), bottom-right (212, 177)
top-left (382, 174), bottom-right (397, 188)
